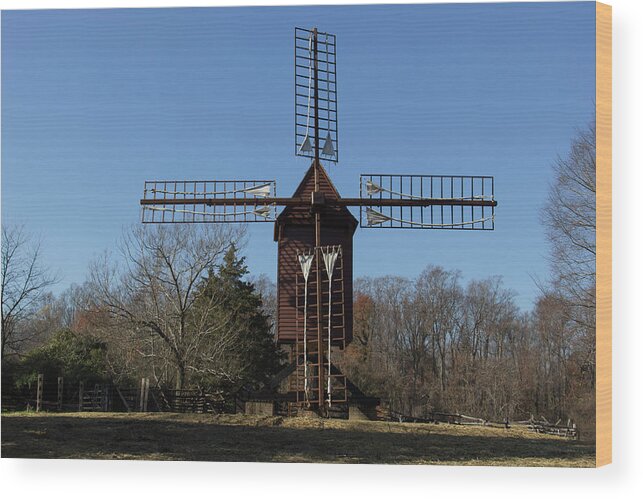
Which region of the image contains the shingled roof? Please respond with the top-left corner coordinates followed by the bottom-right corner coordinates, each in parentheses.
top-left (273, 162), bottom-right (358, 241)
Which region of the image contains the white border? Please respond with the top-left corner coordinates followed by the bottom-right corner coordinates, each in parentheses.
top-left (1, 0), bottom-right (641, 497)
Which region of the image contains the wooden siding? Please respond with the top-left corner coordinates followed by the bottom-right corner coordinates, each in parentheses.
top-left (277, 225), bottom-right (354, 345)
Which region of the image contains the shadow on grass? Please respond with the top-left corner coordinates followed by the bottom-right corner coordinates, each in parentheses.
top-left (1, 414), bottom-right (595, 466)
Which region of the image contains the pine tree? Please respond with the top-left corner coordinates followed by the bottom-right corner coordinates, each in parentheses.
top-left (192, 244), bottom-right (283, 393)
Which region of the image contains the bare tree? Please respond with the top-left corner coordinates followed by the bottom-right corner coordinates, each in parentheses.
top-left (533, 292), bottom-right (574, 419)
top-left (86, 224), bottom-right (244, 389)
top-left (543, 120), bottom-right (596, 325)
top-left (1, 225), bottom-right (58, 359)
top-left (414, 266), bottom-right (462, 397)
top-left (350, 270), bottom-right (530, 421)
top-left (540, 120), bottom-right (597, 433)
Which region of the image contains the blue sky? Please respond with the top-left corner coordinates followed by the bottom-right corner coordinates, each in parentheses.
top-left (1, 2), bottom-right (596, 310)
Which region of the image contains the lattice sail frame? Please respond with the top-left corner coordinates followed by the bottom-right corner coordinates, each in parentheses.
top-left (295, 27), bottom-right (338, 163)
top-left (359, 174), bottom-right (495, 230)
top-left (141, 180), bottom-right (277, 223)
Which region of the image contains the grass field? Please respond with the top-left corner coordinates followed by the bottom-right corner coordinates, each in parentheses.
top-left (1, 412), bottom-right (595, 466)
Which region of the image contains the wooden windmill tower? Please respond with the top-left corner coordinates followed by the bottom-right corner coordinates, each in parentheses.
top-left (140, 27), bottom-right (497, 416)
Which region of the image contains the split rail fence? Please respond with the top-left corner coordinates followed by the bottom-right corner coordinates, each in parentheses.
top-left (381, 408), bottom-right (578, 439)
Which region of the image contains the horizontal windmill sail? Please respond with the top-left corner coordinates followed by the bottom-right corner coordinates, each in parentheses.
top-left (360, 174), bottom-right (495, 230)
top-left (141, 179), bottom-right (277, 223)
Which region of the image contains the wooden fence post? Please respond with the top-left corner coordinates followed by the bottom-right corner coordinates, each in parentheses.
top-left (36, 374), bottom-right (43, 412)
top-left (78, 381), bottom-right (84, 412)
top-left (144, 378), bottom-right (150, 412)
top-left (139, 378), bottom-right (145, 412)
top-left (57, 377), bottom-right (64, 411)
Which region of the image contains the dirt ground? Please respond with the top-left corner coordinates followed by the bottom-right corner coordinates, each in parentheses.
top-left (1, 412), bottom-right (595, 466)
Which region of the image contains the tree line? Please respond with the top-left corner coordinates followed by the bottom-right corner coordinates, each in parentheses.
top-left (339, 270), bottom-right (594, 435)
top-left (2, 224), bottom-right (282, 396)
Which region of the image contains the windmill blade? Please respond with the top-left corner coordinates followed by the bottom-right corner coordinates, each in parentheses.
top-left (360, 174), bottom-right (495, 230)
top-left (141, 179), bottom-right (277, 223)
top-left (295, 27), bottom-right (338, 163)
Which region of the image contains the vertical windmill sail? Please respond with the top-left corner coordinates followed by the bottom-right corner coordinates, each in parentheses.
top-left (295, 27), bottom-right (339, 163)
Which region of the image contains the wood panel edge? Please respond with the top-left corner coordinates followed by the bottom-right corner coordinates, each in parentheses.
top-left (595, 0), bottom-right (612, 468)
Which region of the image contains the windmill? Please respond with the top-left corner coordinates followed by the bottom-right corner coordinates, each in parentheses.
top-left (140, 27), bottom-right (497, 417)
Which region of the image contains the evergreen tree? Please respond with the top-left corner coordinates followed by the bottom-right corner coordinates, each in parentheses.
top-left (191, 244), bottom-right (283, 393)
top-left (13, 329), bottom-right (108, 389)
